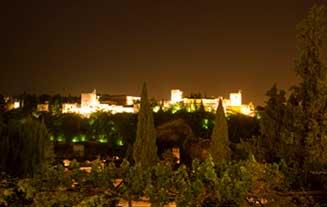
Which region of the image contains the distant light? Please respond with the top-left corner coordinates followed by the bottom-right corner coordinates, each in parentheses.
top-left (50, 135), bottom-right (55, 141)
top-left (98, 135), bottom-right (108, 143)
top-left (79, 135), bottom-right (87, 142)
top-left (57, 135), bottom-right (65, 142)
top-left (202, 119), bottom-right (210, 129)
top-left (99, 139), bottom-right (108, 143)
top-left (153, 106), bottom-right (160, 113)
top-left (171, 104), bottom-right (181, 114)
top-left (89, 119), bottom-right (95, 126)
top-left (171, 89), bottom-right (183, 103)
top-left (126, 96), bottom-right (141, 105)
top-left (116, 138), bottom-right (124, 146)
top-left (63, 159), bottom-right (71, 167)
top-left (13, 101), bottom-right (20, 109)
top-left (72, 136), bottom-right (79, 143)
top-left (230, 91), bottom-right (242, 106)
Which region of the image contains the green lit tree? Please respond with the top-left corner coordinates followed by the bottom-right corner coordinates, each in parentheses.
top-left (209, 99), bottom-right (230, 164)
top-left (133, 83), bottom-right (158, 168)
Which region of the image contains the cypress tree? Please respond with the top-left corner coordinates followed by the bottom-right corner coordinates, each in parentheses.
top-left (133, 83), bottom-right (158, 168)
top-left (209, 99), bottom-right (230, 163)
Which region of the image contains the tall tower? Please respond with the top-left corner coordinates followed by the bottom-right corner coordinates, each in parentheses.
top-left (171, 89), bottom-right (183, 103)
top-left (81, 89), bottom-right (99, 108)
top-left (229, 90), bottom-right (242, 106)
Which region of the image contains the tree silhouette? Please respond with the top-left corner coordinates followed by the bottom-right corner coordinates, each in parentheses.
top-left (133, 83), bottom-right (158, 168)
top-left (293, 4), bottom-right (327, 176)
top-left (209, 99), bottom-right (230, 164)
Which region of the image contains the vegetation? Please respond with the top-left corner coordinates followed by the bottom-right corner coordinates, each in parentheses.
top-left (209, 99), bottom-right (231, 164)
top-left (133, 83), bottom-right (158, 168)
top-left (293, 4), bottom-right (327, 183)
top-left (0, 117), bottom-right (52, 177)
top-left (251, 4), bottom-right (327, 190)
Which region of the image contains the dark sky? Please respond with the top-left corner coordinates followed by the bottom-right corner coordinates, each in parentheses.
top-left (1, 0), bottom-right (325, 105)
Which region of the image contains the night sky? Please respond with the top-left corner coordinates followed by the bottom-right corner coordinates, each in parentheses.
top-left (1, 0), bottom-right (325, 105)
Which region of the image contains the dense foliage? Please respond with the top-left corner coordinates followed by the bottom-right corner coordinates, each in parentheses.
top-left (245, 4), bottom-right (327, 191)
top-left (1, 156), bottom-right (300, 207)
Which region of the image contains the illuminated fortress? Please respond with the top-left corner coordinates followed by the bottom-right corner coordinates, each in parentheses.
top-left (59, 89), bottom-right (255, 117)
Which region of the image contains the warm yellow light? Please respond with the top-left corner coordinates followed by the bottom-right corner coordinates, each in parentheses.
top-left (13, 101), bottom-right (20, 109)
top-left (230, 91), bottom-right (242, 106)
top-left (240, 104), bottom-right (255, 117)
top-left (171, 89), bottom-right (183, 103)
top-left (81, 90), bottom-right (99, 108)
top-left (153, 106), bottom-right (160, 112)
top-left (60, 89), bottom-right (255, 117)
top-left (37, 103), bottom-right (49, 112)
top-left (126, 96), bottom-right (141, 105)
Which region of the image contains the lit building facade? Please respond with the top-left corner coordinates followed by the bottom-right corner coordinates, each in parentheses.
top-left (126, 96), bottom-right (141, 105)
top-left (81, 89), bottom-right (99, 108)
top-left (229, 91), bottom-right (242, 106)
top-left (100, 95), bottom-right (140, 106)
top-left (169, 89), bottom-right (255, 116)
top-left (37, 103), bottom-right (49, 112)
top-left (61, 89), bottom-right (255, 117)
top-left (62, 103), bottom-right (79, 113)
top-left (4, 98), bottom-right (21, 111)
top-left (62, 90), bottom-right (139, 116)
